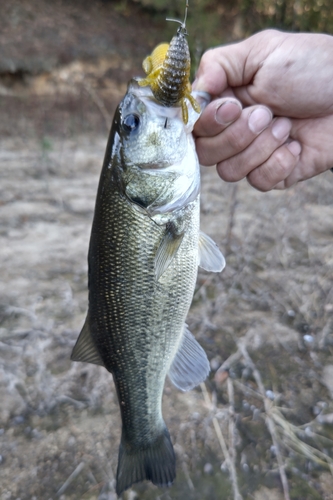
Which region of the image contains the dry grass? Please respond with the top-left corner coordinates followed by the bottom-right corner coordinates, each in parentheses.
top-left (1, 57), bottom-right (333, 499)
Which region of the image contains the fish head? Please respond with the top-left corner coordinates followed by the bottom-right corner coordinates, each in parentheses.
top-left (109, 79), bottom-right (206, 215)
top-left (118, 79), bottom-right (192, 170)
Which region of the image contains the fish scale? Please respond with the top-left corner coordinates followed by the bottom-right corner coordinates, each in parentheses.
top-left (89, 181), bottom-right (200, 442)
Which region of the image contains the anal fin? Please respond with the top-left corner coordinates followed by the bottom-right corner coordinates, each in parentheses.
top-left (71, 316), bottom-right (104, 367)
top-left (168, 325), bottom-right (210, 391)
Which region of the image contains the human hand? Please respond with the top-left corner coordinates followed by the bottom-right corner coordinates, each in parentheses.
top-left (193, 30), bottom-right (333, 190)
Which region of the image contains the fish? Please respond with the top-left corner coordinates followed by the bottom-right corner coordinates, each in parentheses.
top-left (71, 78), bottom-right (225, 496)
top-left (138, 1), bottom-right (200, 124)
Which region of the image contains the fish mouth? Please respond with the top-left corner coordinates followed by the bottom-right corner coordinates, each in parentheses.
top-left (138, 161), bottom-right (174, 171)
top-left (129, 78), bottom-right (183, 118)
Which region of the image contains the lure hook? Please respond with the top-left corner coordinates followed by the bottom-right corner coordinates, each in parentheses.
top-left (166, 0), bottom-right (189, 34)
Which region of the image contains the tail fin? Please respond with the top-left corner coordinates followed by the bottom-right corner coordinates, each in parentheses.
top-left (116, 427), bottom-right (176, 496)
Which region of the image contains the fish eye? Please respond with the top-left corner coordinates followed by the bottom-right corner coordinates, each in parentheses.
top-left (122, 114), bottom-right (140, 133)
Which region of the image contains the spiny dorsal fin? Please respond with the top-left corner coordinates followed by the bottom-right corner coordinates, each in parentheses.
top-left (71, 317), bottom-right (104, 367)
top-left (155, 224), bottom-right (184, 280)
top-left (198, 231), bottom-right (225, 272)
top-left (168, 325), bottom-right (210, 391)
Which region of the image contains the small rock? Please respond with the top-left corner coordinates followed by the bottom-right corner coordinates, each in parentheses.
top-left (242, 463), bottom-right (250, 473)
top-left (303, 334), bottom-right (314, 345)
top-left (313, 405), bottom-right (321, 416)
top-left (204, 462), bottom-right (213, 475)
top-left (265, 390), bottom-right (275, 400)
top-left (242, 400), bottom-right (250, 411)
top-left (270, 445), bottom-right (276, 457)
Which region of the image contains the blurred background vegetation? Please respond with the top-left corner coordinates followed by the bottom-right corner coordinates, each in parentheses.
top-left (1, 0), bottom-right (332, 98)
top-left (130, 0), bottom-right (333, 50)
top-left (113, 0), bottom-right (333, 77)
top-left (1, 1), bottom-right (333, 499)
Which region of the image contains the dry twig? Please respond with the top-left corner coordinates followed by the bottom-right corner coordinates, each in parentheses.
top-left (225, 184), bottom-right (238, 256)
top-left (227, 378), bottom-right (243, 500)
top-left (237, 340), bottom-right (291, 500)
top-left (200, 382), bottom-right (243, 500)
top-left (56, 461), bottom-right (86, 496)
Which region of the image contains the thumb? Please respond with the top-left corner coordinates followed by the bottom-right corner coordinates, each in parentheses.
top-left (193, 41), bottom-right (251, 97)
top-left (193, 31), bottom-right (282, 98)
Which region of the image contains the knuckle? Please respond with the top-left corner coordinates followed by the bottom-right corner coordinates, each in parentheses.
top-left (247, 146), bottom-right (297, 191)
top-left (198, 49), bottom-right (216, 74)
top-left (273, 146), bottom-right (297, 176)
top-left (217, 161), bottom-right (242, 182)
top-left (201, 48), bottom-right (216, 64)
top-left (247, 171), bottom-right (271, 192)
top-left (227, 127), bottom-right (248, 154)
top-left (196, 140), bottom-right (214, 166)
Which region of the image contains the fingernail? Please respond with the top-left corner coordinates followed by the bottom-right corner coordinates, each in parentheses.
top-left (248, 107), bottom-right (272, 134)
top-left (192, 77), bottom-right (205, 92)
top-left (272, 118), bottom-right (292, 141)
top-left (287, 141), bottom-right (301, 157)
top-left (215, 101), bottom-right (242, 125)
top-left (193, 91), bottom-right (211, 111)
top-left (192, 78), bottom-right (198, 90)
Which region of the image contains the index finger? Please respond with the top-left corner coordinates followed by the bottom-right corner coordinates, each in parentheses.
top-left (194, 98), bottom-right (242, 137)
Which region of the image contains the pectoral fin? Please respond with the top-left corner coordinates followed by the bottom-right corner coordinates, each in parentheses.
top-left (71, 317), bottom-right (104, 366)
top-left (168, 326), bottom-right (210, 391)
top-left (155, 225), bottom-right (184, 280)
top-left (198, 231), bottom-right (225, 272)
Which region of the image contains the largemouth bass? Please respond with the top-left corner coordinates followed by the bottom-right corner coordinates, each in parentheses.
top-left (71, 79), bottom-right (225, 496)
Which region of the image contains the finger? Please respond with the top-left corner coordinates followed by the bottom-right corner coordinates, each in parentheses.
top-left (196, 105), bottom-right (272, 167)
top-left (194, 98), bottom-right (242, 138)
top-left (274, 181), bottom-right (287, 190)
top-left (216, 117), bottom-right (293, 182)
top-left (232, 85), bottom-right (261, 107)
top-left (246, 141), bottom-right (302, 191)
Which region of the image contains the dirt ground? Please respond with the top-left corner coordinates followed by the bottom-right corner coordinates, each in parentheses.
top-left (1, 1), bottom-right (333, 500)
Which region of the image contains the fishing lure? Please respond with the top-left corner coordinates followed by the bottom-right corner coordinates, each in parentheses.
top-left (138, 1), bottom-right (200, 124)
